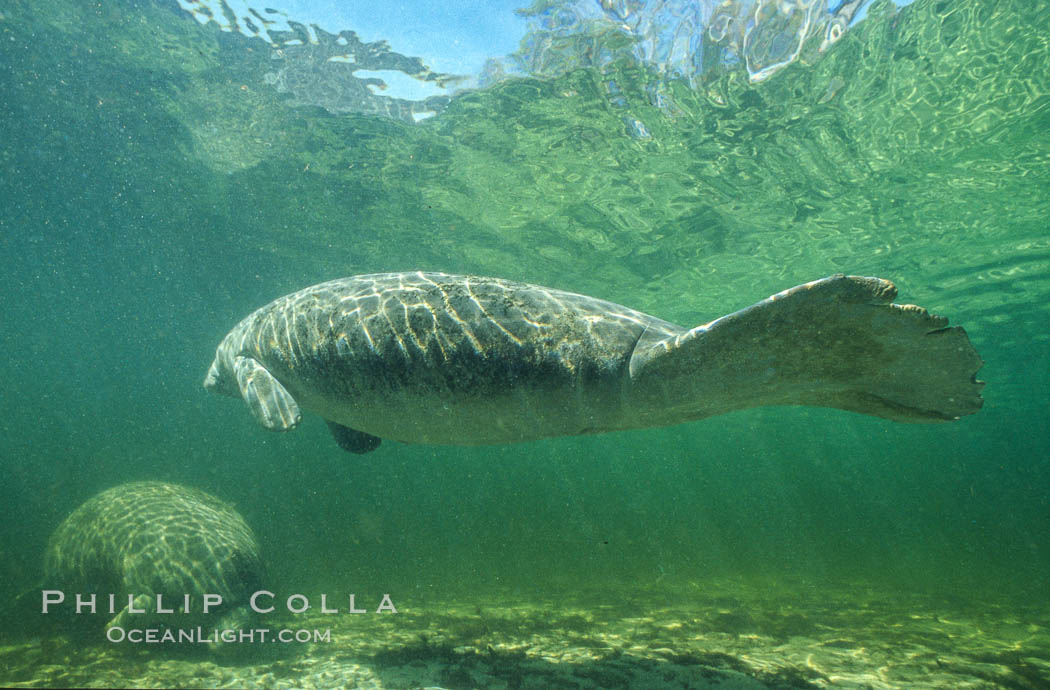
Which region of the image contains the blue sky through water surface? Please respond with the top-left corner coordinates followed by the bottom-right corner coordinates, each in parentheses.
top-left (175, 0), bottom-right (915, 103)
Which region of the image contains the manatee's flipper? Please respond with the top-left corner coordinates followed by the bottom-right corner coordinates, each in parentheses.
top-left (327, 421), bottom-right (382, 454)
top-left (232, 356), bottom-right (302, 430)
top-left (629, 274), bottom-right (984, 424)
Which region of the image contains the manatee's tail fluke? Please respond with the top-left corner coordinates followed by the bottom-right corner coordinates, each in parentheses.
top-left (628, 274), bottom-right (984, 425)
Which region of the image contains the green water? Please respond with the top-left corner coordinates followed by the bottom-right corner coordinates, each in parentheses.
top-left (1, 0), bottom-right (1048, 687)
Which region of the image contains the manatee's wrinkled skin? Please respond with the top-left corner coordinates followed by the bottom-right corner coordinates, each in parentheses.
top-left (44, 482), bottom-right (264, 641)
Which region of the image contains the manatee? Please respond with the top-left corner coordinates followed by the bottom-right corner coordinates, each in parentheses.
top-left (204, 271), bottom-right (984, 453)
top-left (43, 482), bottom-right (264, 639)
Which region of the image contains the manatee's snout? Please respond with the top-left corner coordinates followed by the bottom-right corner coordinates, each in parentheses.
top-left (203, 358), bottom-right (221, 389)
top-left (204, 357), bottom-right (236, 397)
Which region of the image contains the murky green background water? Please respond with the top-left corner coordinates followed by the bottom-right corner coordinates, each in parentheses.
top-left (0, 0), bottom-right (1048, 684)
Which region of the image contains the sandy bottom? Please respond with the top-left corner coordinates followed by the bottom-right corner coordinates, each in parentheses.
top-left (1, 580), bottom-right (1047, 688)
